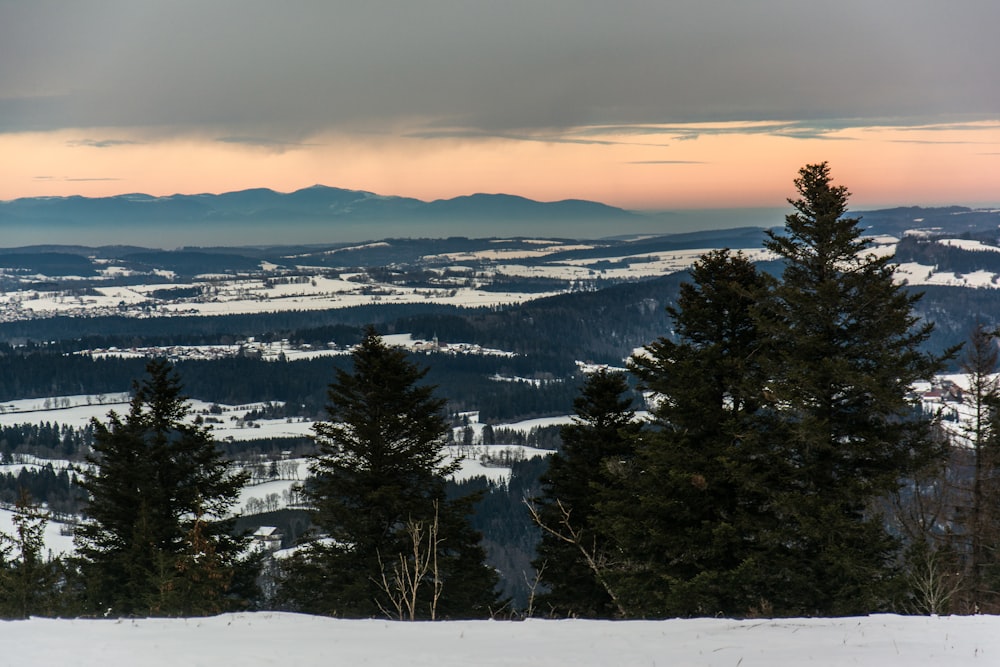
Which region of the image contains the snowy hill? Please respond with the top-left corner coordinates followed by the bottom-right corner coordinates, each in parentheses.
top-left (9, 613), bottom-right (999, 666)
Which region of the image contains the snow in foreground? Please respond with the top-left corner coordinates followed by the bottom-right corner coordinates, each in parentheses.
top-left (7, 613), bottom-right (999, 666)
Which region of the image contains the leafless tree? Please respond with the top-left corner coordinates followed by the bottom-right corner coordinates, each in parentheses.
top-left (525, 498), bottom-right (627, 618)
top-left (375, 501), bottom-right (444, 621)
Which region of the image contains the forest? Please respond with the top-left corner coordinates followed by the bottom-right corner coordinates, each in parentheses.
top-left (3, 165), bottom-right (1000, 620)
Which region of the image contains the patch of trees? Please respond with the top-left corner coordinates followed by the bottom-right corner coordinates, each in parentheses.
top-left (0, 252), bottom-right (97, 276)
top-left (0, 360), bottom-right (261, 618)
top-left (428, 365), bottom-right (582, 422)
top-left (895, 236), bottom-right (1000, 275)
top-left (451, 457), bottom-right (550, 610)
top-left (0, 465), bottom-right (86, 516)
top-left (0, 423), bottom-right (93, 460)
top-left (118, 250), bottom-right (269, 275)
top-left (892, 323), bottom-right (1000, 614)
top-left (0, 303), bottom-right (474, 345)
top-left (0, 267), bottom-right (687, 371)
top-left (9, 163), bottom-right (1000, 620)
top-left (148, 286), bottom-right (203, 301)
top-left (75, 360), bottom-right (256, 617)
top-left (860, 206), bottom-right (1000, 237)
top-left (0, 353), bottom-right (145, 401)
top-left (0, 492), bottom-right (66, 617)
top-left (481, 425), bottom-right (563, 450)
top-left (291, 237), bottom-right (472, 268)
top-left (446, 276), bottom-right (684, 364)
top-left (216, 436), bottom-right (313, 460)
top-left (528, 164), bottom-right (956, 618)
top-left (911, 286), bottom-right (1000, 367)
top-left (0, 343), bottom-right (588, 423)
top-left (478, 276), bottom-right (579, 293)
top-left (277, 328), bottom-right (501, 619)
top-left (531, 370), bottom-right (642, 617)
top-left (540, 227), bottom-right (770, 263)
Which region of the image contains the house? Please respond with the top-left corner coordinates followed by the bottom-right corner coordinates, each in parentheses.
top-left (252, 526), bottom-right (283, 552)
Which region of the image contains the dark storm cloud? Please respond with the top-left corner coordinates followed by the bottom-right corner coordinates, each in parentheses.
top-left (2, 1), bottom-right (997, 138)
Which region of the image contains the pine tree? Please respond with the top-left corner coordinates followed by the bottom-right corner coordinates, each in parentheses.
top-left (75, 359), bottom-right (251, 616)
top-left (943, 323), bottom-right (1000, 612)
top-left (758, 162), bottom-right (950, 614)
top-left (0, 490), bottom-right (62, 618)
top-left (532, 369), bottom-right (641, 618)
top-left (279, 327), bottom-right (499, 618)
top-left (960, 324), bottom-right (999, 610)
top-left (602, 249), bottom-right (772, 617)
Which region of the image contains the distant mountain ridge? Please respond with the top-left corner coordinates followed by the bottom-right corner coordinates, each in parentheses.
top-left (3, 185), bottom-right (999, 249)
top-left (0, 185), bottom-right (637, 228)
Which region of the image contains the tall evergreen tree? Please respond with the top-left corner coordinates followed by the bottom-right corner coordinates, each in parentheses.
top-left (603, 249), bottom-right (773, 617)
top-left (758, 162), bottom-right (950, 614)
top-left (532, 369), bottom-right (640, 618)
top-left (959, 323), bottom-right (999, 611)
top-left (279, 327), bottom-right (499, 618)
top-left (75, 359), bottom-right (251, 616)
top-left (944, 323), bottom-right (1000, 612)
top-left (0, 490), bottom-right (62, 618)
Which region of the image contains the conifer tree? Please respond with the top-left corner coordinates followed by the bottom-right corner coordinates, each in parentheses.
top-left (280, 327), bottom-right (499, 618)
top-left (959, 324), bottom-right (999, 610)
top-left (603, 249), bottom-right (772, 617)
top-left (532, 369), bottom-right (640, 617)
top-left (0, 490), bottom-right (62, 618)
top-left (758, 162), bottom-right (950, 614)
top-left (943, 323), bottom-right (1000, 612)
top-left (75, 359), bottom-right (251, 616)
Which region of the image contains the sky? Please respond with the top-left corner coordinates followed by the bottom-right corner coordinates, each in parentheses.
top-left (2, 1), bottom-right (998, 211)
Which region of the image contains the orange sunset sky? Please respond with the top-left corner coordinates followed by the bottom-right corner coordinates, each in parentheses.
top-left (2, 2), bottom-right (998, 212)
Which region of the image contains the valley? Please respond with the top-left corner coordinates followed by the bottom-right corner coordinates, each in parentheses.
top-left (4, 202), bottom-right (1000, 606)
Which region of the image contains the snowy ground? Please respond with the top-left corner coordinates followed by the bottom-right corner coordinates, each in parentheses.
top-left (7, 613), bottom-right (1000, 666)
top-left (0, 268), bottom-right (558, 321)
top-left (0, 391), bottom-right (564, 548)
top-left (0, 508), bottom-right (76, 556)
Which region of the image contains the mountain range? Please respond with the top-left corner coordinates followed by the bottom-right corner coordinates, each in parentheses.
top-left (1, 185), bottom-right (643, 224)
top-left (2, 185), bottom-right (1000, 248)
top-left (0, 186), bottom-right (642, 246)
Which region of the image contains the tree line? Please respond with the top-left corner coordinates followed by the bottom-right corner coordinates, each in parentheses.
top-left (895, 235), bottom-right (1000, 276)
top-left (0, 344), bottom-right (584, 423)
top-left (528, 163), bottom-right (981, 618)
top-left (3, 163), bottom-right (995, 619)
top-left (1, 334), bottom-right (504, 618)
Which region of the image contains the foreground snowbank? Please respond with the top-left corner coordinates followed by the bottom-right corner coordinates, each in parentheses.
top-left (6, 613), bottom-right (998, 666)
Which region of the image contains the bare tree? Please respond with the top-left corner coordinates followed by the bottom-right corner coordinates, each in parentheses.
top-left (523, 560), bottom-right (546, 619)
top-left (959, 323), bottom-right (1000, 611)
top-left (905, 544), bottom-right (963, 615)
top-left (894, 324), bottom-right (1000, 614)
top-left (525, 498), bottom-right (627, 618)
top-left (374, 501), bottom-right (444, 621)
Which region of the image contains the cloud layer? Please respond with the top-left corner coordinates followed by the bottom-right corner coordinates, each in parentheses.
top-left (4, 1), bottom-right (998, 140)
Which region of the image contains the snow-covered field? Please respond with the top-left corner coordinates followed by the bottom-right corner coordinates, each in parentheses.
top-left (896, 262), bottom-right (1000, 289)
top-left (0, 268), bottom-right (557, 321)
top-left (0, 390), bottom-right (562, 543)
top-left (7, 613), bottom-right (999, 666)
top-left (6, 231), bottom-right (1000, 331)
top-left (0, 508), bottom-right (76, 556)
